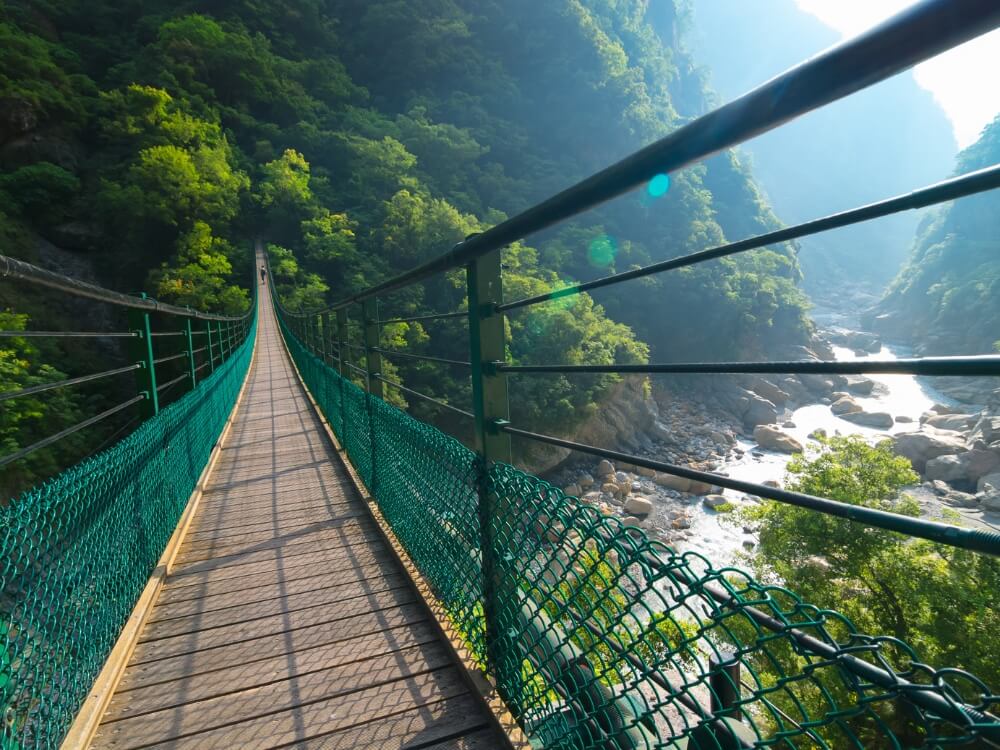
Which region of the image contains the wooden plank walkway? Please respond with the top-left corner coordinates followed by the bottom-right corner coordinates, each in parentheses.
top-left (92, 266), bottom-right (502, 749)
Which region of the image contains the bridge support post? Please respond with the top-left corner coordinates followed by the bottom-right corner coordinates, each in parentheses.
top-left (336, 309), bottom-right (350, 440)
top-left (363, 299), bottom-right (383, 399)
top-left (467, 246), bottom-right (515, 703)
top-left (205, 321), bottom-right (215, 373)
top-left (184, 316), bottom-right (197, 389)
top-left (127, 294), bottom-right (159, 418)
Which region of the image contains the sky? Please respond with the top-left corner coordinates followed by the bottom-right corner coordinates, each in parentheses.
top-left (794, 0), bottom-right (1000, 149)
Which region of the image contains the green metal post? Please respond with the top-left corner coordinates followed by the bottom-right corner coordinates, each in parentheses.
top-left (467, 247), bottom-right (512, 697)
top-left (323, 312), bottom-right (333, 367)
top-left (184, 317), bottom-right (197, 389)
top-left (336, 309), bottom-right (349, 440)
top-left (363, 299), bottom-right (383, 399)
top-left (205, 320), bottom-right (216, 373)
top-left (127, 294), bottom-right (159, 418)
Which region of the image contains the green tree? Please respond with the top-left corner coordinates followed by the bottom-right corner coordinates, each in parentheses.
top-left (736, 436), bottom-right (999, 745)
top-left (151, 221), bottom-right (249, 314)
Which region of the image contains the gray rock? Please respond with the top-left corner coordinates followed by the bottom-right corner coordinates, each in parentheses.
top-left (977, 472), bottom-right (1000, 493)
top-left (623, 516), bottom-right (644, 528)
top-left (653, 473), bottom-right (691, 492)
top-left (980, 490), bottom-right (1000, 512)
top-left (782, 420), bottom-right (796, 428)
top-left (839, 410), bottom-right (894, 429)
top-left (970, 415), bottom-right (1000, 445)
top-left (753, 425), bottom-right (804, 454)
top-left (624, 496), bottom-right (654, 516)
top-left (830, 396), bottom-right (862, 415)
top-left (702, 494), bottom-right (728, 509)
top-left (895, 415), bottom-right (913, 423)
top-left (563, 484), bottom-right (581, 498)
top-left (925, 450), bottom-right (1000, 484)
top-left (578, 473), bottom-right (595, 489)
top-left (892, 430), bottom-right (968, 472)
top-left (844, 376), bottom-right (875, 395)
top-left (744, 394), bottom-right (778, 428)
top-left (671, 517), bottom-right (691, 530)
top-left (930, 403), bottom-right (961, 416)
top-left (924, 413), bottom-right (977, 432)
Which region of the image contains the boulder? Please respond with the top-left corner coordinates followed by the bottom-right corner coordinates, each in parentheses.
top-left (753, 425), bottom-right (803, 454)
top-left (969, 415), bottom-right (1000, 445)
top-left (563, 484), bottom-right (581, 498)
top-left (597, 459), bottom-right (615, 476)
top-left (600, 482), bottom-right (620, 497)
top-left (744, 394), bottom-right (778, 428)
top-left (977, 472), bottom-right (1000, 493)
top-left (688, 480), bottom-right (715, 495)
top-left (980, 489), bottom-right (1000, 512)
top-left (799, 373), bottom-right (836, 395)
top-left (830, 396), bottom-right (862, 415)
top-left (624, 496), bottom-right (654, 516)
top-left (839, 410), bottom-right (894, 429)
top-left (940, 489), bottom-right (979, 508)
top-left (743, 376), bottom-right (791, 405)
top-left (653, 472), bottom-right (691, 492)
top-left (844, 376), bottom-right (875, 395)
top-left (578, 473), bottom-right (595, 489)
top-left (892, 430), bottom-right (968, 472)
top-left (623, 516), bottom-right (643, 528)
top-left (925, 450), bottom-right (1000, 485)
top-left (671, 517), bottom-right (691, 530)
top-left (702, 494), bottom-right (728, 509)
top-left (930, 403), bottom-right (961, 416)
top-left (924, 413), bottom-right (977, 432)
top-left (895, 415), bottom-right (913, 423)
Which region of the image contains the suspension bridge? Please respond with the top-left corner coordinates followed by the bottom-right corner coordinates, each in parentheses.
top-left (4, 1), bottom-right (1000, 748)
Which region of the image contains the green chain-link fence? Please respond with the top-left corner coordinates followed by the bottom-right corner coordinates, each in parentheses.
top-left (278, 312), bottom-right (999, 750)
top-left (1, 312), bottom-right (256, 749)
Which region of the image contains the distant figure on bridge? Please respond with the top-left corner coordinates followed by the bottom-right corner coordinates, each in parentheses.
top-left (260, 267), bottom-right (266, 285)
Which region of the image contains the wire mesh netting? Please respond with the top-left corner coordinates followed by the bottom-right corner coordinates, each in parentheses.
top-left (1, 313), bottom-right (256, 749)
top-left (279, 313), bottom-right (999, 750)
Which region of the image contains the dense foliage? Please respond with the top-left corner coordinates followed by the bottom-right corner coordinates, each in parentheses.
top-left (1, 0), bottom-right (812, 478)
top-left (875, 115), bottom-right (1000, 355)
top-left (737, 437), bottom-right (999, 744)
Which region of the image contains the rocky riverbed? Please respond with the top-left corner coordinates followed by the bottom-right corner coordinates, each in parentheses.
top-left (545, 320), bottom-right (1000, 569)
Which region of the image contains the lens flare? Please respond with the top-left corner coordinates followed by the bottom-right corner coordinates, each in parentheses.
top-left (648, 172), bottom-right (670, 197)
top-left (588, 234), bottom-right (617, 268)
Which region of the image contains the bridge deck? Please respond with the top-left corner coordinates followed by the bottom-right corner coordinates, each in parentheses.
top-left (91, 275), bottom-right (500, 749)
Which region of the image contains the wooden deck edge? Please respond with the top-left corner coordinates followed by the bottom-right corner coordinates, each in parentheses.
top-left (276, 327), bottom-right (530, 750)
top-left (61, 312), bottom-right (260, 750)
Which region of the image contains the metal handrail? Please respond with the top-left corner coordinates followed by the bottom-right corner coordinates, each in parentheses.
top-left (0, 254), bottom-right (250, 322)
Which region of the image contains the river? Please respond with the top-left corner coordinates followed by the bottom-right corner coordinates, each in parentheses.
top-left (673, 340), bottom-right (962, 567)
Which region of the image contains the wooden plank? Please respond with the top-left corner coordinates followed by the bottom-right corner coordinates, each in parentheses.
top-left (150, 556), bottom-right (401, 621)
top-left (178, 512), bottom-right (370, 556)
top-left (118, 604), bottom-right (429, 689)
top-left (104, 621), bottom-right (444, 722)
top-left (162, 539), bottom-right (391, 593)
top-left (131, 586), bottom-right (419, 662)
top-left (422, 728), bottom-right (506, 749)
top-left (138, 572), bottom-right (410, 640)
top-left (157, 547), bottom-right (388, 604)
top-left (287, 696), bottom-right (491, 749)
top-left (174, 517), bottom-right (380, 564)
top-left (94, 646), bottom-right (458, 748)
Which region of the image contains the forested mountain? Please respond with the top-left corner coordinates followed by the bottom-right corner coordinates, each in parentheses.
top-left (870, 115), bottom-right (1000, 356)
top-left (691, 0), bottom-right (956, 296)
top-left (1, 0), bottom-right (811, 481)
